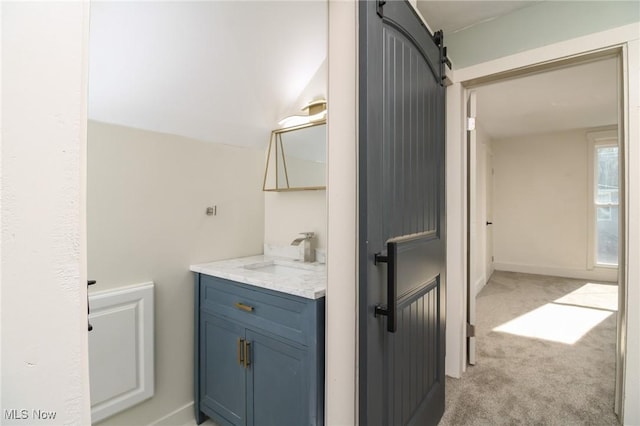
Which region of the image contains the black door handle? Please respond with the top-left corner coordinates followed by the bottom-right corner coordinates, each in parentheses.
top-left (374, 241), bottom-right (398, 333)
top-left (486, 221), bottom-right (493, 225)
top-left (88, 280), bottom-right (96, 331)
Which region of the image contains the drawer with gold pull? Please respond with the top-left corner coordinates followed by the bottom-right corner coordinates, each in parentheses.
top-left (199, 274), bottom-right (311, 346)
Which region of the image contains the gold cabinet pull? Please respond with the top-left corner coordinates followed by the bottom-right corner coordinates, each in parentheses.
top-left (234, 302), bottom-right (254, 312)
top-left (244, 341), bottom-right (251, 368)
top-left (237, 338), bottom-right (245, 366)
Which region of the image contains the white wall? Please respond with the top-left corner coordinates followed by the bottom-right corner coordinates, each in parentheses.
top-left (491, 128), bottom-right (616, 281)
top-left (263, 48), bottom-right (328, 253)
top-left (87, 121), bottom-right (264, 425)
top-left (282, 58), bottom-right (328, 119)
top-left (264, 191), bottom-right (327, 250)
top-left (1, 2), bottom-right (92, 424)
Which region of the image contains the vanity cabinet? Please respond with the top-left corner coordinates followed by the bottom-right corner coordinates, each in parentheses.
top-left (194, 273), bottom-right (325, 426)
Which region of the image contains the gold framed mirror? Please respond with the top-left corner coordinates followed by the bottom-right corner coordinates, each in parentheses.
top-left (262, 119), bottom-right (326, 191)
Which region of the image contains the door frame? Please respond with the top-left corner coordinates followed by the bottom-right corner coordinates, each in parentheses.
top-left (446, 24), bottom-right (639, 424)
top-left (466, 90), bottom-right (478, 366)
top-left (325, 1), bottom-right (359, 425)
top-left (463, 48), bottom-right (625, 405)
top-left (465, 93), bottom-right (493, 366)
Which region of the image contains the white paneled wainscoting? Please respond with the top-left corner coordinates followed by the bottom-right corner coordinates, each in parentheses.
top-left (88, 283), bottom-right (155, 423)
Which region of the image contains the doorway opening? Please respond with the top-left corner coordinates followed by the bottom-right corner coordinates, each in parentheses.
top-left (460, 50), bottom-right (624, 423)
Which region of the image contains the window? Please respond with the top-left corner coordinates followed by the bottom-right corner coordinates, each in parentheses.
top-left (588, 130), bottom-right (619, 268)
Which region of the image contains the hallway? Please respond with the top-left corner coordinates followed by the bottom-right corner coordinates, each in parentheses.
top-left (441, 271), bottom-right (618, 425)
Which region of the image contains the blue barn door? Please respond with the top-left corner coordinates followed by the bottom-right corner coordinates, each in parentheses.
top-left (359, 1), bottom-right (447, 425)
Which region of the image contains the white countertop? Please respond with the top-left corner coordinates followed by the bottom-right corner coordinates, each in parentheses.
top-left (190, 255), bottom-right (326, 299)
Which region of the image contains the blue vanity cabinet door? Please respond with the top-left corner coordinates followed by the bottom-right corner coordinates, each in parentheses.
top-left (200, 311), bottom-right (246, 426)
top-left (246, 330), bottom-right (309, 426)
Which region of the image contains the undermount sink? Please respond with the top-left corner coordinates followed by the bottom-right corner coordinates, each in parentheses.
top-left (243, 260), bottom-right (315, 277)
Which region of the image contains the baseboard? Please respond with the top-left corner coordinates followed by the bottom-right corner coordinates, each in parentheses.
top-left (493, 262), bottom-right (618, 282)
top-left (474, 275), bottom-right (487, 295)
top-left (148, 402), bottom-right (194, 426)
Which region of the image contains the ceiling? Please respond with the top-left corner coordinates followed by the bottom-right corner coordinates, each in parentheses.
top-left (416, 1), bottom-right (542, 33)
top-left (88, 1), bottom-right (327, 148)
top-left (474, 57), bottom-right (618, 140)
top-left (89, 1), bottom-right (616, 148)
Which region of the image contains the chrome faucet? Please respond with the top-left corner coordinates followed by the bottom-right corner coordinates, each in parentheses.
top-left (291, 232), bottom-right (315, 262)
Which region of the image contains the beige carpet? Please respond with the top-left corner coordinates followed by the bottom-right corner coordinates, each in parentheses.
top-left (440, 271), bottom-right (619, 426)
